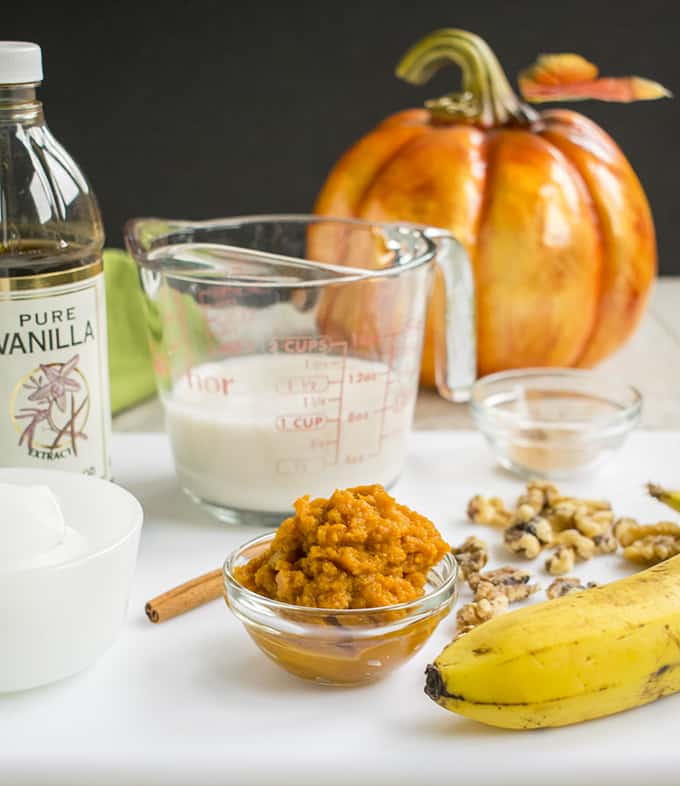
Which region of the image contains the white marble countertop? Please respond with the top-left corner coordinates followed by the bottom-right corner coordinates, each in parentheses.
top-left (3, 431), bottom-right (680, 786)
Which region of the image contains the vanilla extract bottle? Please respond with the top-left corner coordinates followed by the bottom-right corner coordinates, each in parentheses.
top-left (0, 42), bottom-right (111, 477)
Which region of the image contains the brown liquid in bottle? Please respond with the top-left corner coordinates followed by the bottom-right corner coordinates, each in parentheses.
top-left (0, 240), bottom-right (95, 278)
top-left (0, 44), bottom-right (110, 477)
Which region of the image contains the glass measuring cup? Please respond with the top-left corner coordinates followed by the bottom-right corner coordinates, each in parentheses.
top-left (125, 215), bottom-right (475, 524)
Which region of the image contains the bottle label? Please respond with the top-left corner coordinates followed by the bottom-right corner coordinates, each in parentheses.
top-left (0, 261), bottom-right (111, 478)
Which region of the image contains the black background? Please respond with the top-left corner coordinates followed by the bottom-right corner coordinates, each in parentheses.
top-left (7, 0), bottom-right (679, 273)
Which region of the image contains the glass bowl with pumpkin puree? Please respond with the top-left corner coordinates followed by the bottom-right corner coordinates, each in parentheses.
top-left (223, 485), bottom-right (458, 686)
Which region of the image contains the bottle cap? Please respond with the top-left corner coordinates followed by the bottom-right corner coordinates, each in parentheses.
top-left (0, 42), bottom-right (43, 84)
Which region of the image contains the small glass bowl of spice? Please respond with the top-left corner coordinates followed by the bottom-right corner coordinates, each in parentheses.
top-left (223, 485), bottom-right (458, 686)
top-left (471, 369), bottom-right (641, 479)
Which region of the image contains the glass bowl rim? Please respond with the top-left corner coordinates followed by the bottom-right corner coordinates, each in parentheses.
top-left (470, 367), bottom-right (642, 430)
top-left (223, 531), bottom-right (458, 619)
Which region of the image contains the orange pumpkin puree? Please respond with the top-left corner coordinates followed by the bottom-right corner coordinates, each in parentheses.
top-left (234, 484), bottom-right (450, 609)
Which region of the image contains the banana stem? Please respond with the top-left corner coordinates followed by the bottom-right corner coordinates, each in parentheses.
top-left (648, 483), bottom-right (680, 514)
top-left (396, 29), bottom-right (538, 127)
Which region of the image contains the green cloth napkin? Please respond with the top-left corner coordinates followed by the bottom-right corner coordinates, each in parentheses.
top-left (104, 248), bottom-right (157, 414)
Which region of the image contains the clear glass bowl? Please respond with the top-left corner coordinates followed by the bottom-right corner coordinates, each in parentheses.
top-left (223, 532), bottom-right (458, 686)
top-left (471, 369), bottom-right (642, 479)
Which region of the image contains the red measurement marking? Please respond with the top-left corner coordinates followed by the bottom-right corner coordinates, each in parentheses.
top-left (334, 343), bottom-right (347, 465)
top-left (344, 454), bottom-right (366, 465)
top-left (303, 395), bottom-right (328, 409)
top-left (184, 369), bottom-right (234, 396)
top-left (377, 332), bottom-right (397, 454)
top-left (347, 370), bottom-right (378, 384)
top-left (268, 336), bottom-right (332, 354)
top-left (276, 375), bottom-right (329, 394)
top-left (310, 438), bottom-right (338, 449)
top-left (347, 410), bottom-right (369, 423)
top-left (304, 356), bottom-right (345, 371)
top-left (276, 414), bottom-right (327, 432)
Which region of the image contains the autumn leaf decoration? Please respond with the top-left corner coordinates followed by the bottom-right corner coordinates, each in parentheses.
top-left (519, 53), bottom-right (671, 103)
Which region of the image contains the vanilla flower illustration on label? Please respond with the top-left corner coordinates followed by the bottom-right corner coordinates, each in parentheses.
top-left (13, 353), bottom-right (90, 458)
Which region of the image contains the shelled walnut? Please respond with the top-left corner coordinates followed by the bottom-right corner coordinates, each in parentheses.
top-left (554, 529), bottom-right (595, 560)
top-left (455, 594), bottom-right (509, 636)
top-left (615, 518), bottom-right (680, 547)
top-left (546, 577), bottom-right (598, 599)
top-left (614, 517), bottom-right (680, 566)
top-left (517, 480), bottom-right (560, 514)
top-left (546, 500), bottom-right (612, 535)
top-left (455, 566), bottom-right (539, 638)
top-left (624, 535), bottom-right (680, 565)
top-left (613, 517), bottom-right (639, 546)
top-left (451, 536), bottom-right (489, 581)
top-left (592, 531), bottom-right (618, 555)
top-left (469, 566), bottom-right (539, 603)
top-left (467, 495), bottom-right (512, 527)
top-left (504, 517), bottom-right (553, 558)
top-left (573, 510), bottom-right (614, 539)
top-left (545, 546), bottom-right (575, 575)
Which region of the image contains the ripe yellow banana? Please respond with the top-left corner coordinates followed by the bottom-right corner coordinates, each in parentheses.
top-left (425, 554), bottom-right (680, 729)
top-left (648, 482), bottom-right (680, 514)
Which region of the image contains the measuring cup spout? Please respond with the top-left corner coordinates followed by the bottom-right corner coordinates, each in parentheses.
top-left (124, 218), bottom-right (189, 268)
top-left (425, 229), bottom-right (476, 402)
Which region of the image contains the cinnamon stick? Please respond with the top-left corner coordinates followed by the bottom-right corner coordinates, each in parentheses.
top-left (145, 568), bottom-right (225, 623)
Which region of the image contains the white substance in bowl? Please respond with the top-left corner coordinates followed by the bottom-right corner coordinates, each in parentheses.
top-left (164, 354), bottom-right (418, 512)
top-left (0, 483), bottom-right (77, 571)
top-left (0, 483), bottom-right (63, 554)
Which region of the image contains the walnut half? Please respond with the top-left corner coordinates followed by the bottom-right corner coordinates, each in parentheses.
top-left (624, 535), bottom-right (680, 566)
top-left (451, 536), bottom-right (489, 582)
top-left (469, 566), bottom-right (539, 603)
top-left (554, 528), bottom-right (595, 560)
top-left (467, 495), bottom-right (512, 528)
top-left (456, 594), bottom-right (509, 631)
top-left (504, 517), bottom-right (553, 559)
top-left (546, 577), bottom-right (598, 599)
top-left (545, 546), bottom-right (575, 576)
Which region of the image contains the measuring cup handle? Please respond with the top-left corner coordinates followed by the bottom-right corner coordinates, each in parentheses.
top-left (425, 228), bottom-right (476, 402)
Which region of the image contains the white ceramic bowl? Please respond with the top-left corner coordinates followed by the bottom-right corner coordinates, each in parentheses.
top-left (0, 469), bottom-right (143, 692)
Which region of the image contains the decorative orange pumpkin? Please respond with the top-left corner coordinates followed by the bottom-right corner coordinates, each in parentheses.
top-left (315, 29), bottom-right (669, 383)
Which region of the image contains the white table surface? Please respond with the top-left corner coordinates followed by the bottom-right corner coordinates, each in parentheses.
top-left (2, 430), bottom-right (680, 786)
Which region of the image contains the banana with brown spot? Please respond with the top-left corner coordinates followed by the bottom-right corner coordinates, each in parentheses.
top-left (425, 554), bottom-right (680, 729)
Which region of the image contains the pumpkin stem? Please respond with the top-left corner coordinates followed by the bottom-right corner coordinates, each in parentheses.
top-left (396, 29), bottom-right (538, 127)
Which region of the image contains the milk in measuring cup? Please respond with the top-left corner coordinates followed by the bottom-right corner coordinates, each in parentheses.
top-left (164, 352), bottom-right (417, 512)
